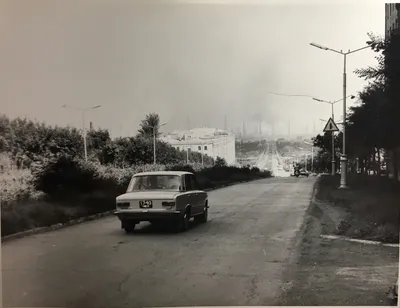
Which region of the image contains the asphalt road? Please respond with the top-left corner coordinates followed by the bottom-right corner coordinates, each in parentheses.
top-left (2, 177), bottom-right (316, 308)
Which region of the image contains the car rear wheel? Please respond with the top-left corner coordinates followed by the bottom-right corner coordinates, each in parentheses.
top-left (178, 210), bottom-right (190, 232)
top-left (195, 207), bottom-right (208, 223)
top-left (122, 221), bottom-right (136, 233)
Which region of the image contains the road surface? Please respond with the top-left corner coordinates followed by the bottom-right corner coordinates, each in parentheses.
top-left (3, 177), bottom-right (316, 308)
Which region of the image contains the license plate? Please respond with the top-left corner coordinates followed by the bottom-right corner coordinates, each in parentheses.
top-left (139, 200), bottom-right (153, 208)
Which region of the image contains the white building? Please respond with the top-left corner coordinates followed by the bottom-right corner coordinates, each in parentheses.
top-left (161, 127), bottom-right (236, 165)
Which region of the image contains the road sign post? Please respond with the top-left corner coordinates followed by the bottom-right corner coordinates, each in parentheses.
top-left (323, 118), bottom-right (340, 176)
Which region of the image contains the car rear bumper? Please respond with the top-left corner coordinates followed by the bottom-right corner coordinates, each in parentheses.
top-left (114, 209), bottom-right (182, 221)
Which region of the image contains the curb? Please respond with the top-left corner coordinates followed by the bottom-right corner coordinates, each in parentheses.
top-left (320, 234), bottom-right (400, 248)
top-left (1, 210), bottom-right (114, 243)
top-left (2, 176), bottom-right (272, 242)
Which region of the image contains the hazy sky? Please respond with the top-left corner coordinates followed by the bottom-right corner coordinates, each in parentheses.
top-left (1, 0), bottom-right (384, 137)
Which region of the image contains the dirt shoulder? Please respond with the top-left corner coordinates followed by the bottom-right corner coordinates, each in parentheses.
top-left (281, 175), bottom-right (399, 306)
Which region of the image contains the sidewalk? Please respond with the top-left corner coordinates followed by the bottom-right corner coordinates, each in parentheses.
top-left (282, 230), bottom-right (398, 305)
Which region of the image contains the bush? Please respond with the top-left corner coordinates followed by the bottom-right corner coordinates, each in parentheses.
top-left (32, 155), bottom-right (99, 196)
top-left (165, 164), bottom-right (196, 173)
top-left (215, 157), bottom-right (227, 167)
top-left (0, 153), bottom-right (43, 209)
top-left (2, 154), bottom-right (272, 237)
top-left (32, 155), bottom-right (169, 199)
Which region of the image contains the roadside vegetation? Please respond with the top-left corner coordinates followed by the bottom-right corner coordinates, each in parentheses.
top-left (316, 175), bottom-right (399, 243)
top-left (0, 113), bottom-right (271, 237)
top-left (307, 32), bottom-right (400, 244)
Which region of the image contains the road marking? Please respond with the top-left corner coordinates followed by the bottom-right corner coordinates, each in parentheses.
top-left (262, 248), bottom-right (267, 256)
top-left (320, 234), bottom-right (399, 248)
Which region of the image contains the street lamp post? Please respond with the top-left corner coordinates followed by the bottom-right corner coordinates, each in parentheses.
top-left (201, 142), bottom-right (204, 168)
top-left (311, 145), bottom-right (314, 172)
top-left (303, 141), bottom-right (314, 173)
top-left (151, 122), bottom-right (167, 165)
top-left (305, 153), bottom-right (308, 171)
top-left (313, 95), bottom-right (354, 176)
top-left (310, 42), bottom-right (368, 188)
top-left (62, 104), bottom-right (102, 162)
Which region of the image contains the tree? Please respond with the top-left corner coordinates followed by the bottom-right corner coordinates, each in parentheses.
top-left (215, 157), bottom-right (227, 167)
top-left (87, 129), bottom-right (111, 151)
top-left (137, 113), bottom-right (162, 138)
top-left (353, 32), bottom-right (400, 179)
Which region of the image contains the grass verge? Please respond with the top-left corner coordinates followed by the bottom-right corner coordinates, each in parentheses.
top-left (316, 174), bottom-right (399, 244)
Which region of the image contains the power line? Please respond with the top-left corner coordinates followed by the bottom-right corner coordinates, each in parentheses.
top-left (266, 91), bottom-right (315, 98)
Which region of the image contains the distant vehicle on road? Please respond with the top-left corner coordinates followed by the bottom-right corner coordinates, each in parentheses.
top-left (114, 171), bottom-right (208, 233)
top-left (293, 168), bottom-right (309, 177)
top-left (299, 169), bottom-right (310, 177)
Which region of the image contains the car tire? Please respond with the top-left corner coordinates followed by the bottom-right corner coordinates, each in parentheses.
top-left (195, 207), bottom-right (208, 223)
top-left (178, 210), bottom-right (190, 232)
top-left (123, 223), bottom-right (136, 234)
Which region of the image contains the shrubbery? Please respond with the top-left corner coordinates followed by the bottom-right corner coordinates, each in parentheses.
top-left (32, 156), bottom-right (271, 197)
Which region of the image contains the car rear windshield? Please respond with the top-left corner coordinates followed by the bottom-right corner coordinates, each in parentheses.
top-left (127, 175), bottom-right (181, 192)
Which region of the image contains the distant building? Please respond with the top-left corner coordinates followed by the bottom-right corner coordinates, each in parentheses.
top-left (385, 3), bottom-right (400, 38)
top-left (161, 127), bottom-right (236, 165)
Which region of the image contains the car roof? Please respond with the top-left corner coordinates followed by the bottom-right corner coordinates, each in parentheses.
top-left (134, 171), bottom-right (193, 177)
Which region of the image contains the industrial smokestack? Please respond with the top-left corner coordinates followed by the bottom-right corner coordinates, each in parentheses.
top-left (90, 122), bottom-right (93, 132)
top-left (224, 115), bottom-right (227, 131)
top-left (272, 122), bottom-right (275, 139)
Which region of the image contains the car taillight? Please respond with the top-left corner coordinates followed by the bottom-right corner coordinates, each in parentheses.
top-left (117, 202), bottom-right (130, 209)
top-left (162, 201), bottom-right (175, 208)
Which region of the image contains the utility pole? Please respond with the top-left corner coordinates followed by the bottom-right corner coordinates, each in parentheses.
top-left (62, 104), bottom-right (102, 162)
top-left (201, 143), bottom-right (204, 168)
top-left (332, 112), bottom-right (336, 176)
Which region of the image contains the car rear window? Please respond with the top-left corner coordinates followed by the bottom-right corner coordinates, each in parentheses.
top-left (127, 175), bottom-right (181, 192)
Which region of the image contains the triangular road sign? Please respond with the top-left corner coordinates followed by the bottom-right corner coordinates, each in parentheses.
top-left (323, 117), bottom-right (339, 132)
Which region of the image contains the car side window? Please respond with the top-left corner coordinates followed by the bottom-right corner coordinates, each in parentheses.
top-left (185, 174), bottom-right (193, 191)
top-left (190, 175), bottom-right (198, 190)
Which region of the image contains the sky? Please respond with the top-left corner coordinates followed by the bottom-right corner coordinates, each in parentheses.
top-left (0, 0), bottom-right (385, 138)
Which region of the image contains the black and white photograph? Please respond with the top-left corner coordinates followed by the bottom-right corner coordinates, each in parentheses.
top-left (0, 0), bottom-right (399, 307)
